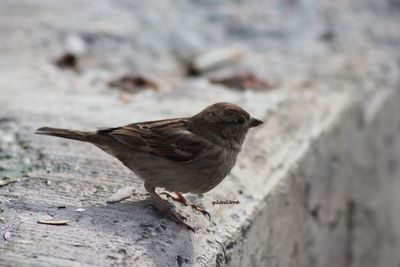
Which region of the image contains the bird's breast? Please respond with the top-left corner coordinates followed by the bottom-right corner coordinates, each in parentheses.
top-left (185, 148), bottom-right (239, 193)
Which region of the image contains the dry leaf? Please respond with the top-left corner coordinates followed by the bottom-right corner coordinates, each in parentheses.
top-left (209, 72), bottom-right (274, 91)
top-left (37, 219), bottom-right (69, 225)
top-left (55, 52), bottom-right (78, 70)
top-left (109, 74), bottom-right (158, 93)
top-left (0, 176), bottom-right (18, 187)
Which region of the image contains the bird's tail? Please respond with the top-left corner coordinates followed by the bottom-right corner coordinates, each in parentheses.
top-left (35, 127), bottom-right (97, 142)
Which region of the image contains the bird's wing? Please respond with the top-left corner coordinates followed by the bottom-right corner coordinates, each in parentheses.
top-left (98, 118), bottom-right (209, 162)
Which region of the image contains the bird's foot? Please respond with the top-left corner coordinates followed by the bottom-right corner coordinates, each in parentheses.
top-left (160, 191), bottom-right (186, 204)
top-left (152, 192), bottom-right (194, 232)
top-left (170, 210), bottom-right (194, 232)
top-left (161, 192), bottom-right (211, 220)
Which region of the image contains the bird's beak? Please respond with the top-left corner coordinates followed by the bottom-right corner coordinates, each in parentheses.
top-left (249, 117), bottom-right (263, 128)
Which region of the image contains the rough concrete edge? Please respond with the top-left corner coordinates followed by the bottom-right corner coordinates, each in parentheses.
top-left (221, 88), bottom-right (400, 266)
top-left (209, 91), bottom-right (355, 266)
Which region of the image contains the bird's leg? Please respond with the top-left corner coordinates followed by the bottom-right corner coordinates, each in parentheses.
top-left (145, 183), bottom-right (194, 232)
top-left (161, 192), bottom-right (211, 219)
top-left (160, 191), bottom-right (187, 204)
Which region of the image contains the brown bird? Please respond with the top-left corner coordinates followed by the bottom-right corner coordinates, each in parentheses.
top-left (35, 102), bottom-right (263, 231)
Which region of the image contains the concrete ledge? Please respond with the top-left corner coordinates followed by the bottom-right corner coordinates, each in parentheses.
top-left (229, 89), bottom-right (400, 267)
top-left (2, 84), bottom-right (399, 266)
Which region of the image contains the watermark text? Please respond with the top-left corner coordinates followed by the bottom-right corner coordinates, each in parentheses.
top-left (212, 200), bottom-right (240, 206)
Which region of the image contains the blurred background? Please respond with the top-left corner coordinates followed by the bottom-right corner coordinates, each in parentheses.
top-left (1, 0), bottom-right (399, 97)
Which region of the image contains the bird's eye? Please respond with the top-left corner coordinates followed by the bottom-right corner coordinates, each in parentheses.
top-left (237, 117), bottom-right (245, 124)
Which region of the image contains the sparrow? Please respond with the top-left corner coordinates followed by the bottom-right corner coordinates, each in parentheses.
top-left (35, 102), bottom-right (263, 231)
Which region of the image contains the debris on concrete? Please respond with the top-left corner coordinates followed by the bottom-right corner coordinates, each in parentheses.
top-left (186, 44), bottom-right (245, 76)
top-left (0, 176), bottom-right (18, 187)
top-left (106, 187), bottom-right (135, 204)
top-left (37, 220), bottom-right (69, 226)
top-left (64, 34), bottom-right (87, 56)
top-left (3, 231), bottom-right (11, 241)
top-left (108, 74), bottom-right (159, 93)
top-left (75, 208), bottom-right (86, 212)
top-left (209, 72), bottom-right (274, 91)
top-left (176, 255), bottom-right (190, 266)
top-left (55, 52), bottom-right (78, 70)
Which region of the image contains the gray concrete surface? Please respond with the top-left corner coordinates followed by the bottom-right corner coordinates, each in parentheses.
top-left (0, 0), bottom-right (399, 266)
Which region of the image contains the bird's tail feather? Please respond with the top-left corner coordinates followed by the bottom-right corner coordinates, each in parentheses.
top-left (35, 127), bottom-right (96, 142)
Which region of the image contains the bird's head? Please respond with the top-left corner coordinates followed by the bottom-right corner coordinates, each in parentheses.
top-left (191, 102), bottom-right (263, 149)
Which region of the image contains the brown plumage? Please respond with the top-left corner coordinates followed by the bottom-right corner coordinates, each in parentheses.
top-left (36, 102), bottom-right (263, 231)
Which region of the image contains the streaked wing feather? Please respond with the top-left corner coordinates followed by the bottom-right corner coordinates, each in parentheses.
top-left (102, 119), bottom-right (207, 161)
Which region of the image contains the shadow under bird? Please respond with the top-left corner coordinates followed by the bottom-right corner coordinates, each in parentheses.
top-left (36, 102), bottom-right (263, 231)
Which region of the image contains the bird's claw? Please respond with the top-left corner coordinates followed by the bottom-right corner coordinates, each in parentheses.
top-left (179, 214), bottom-right (188, 221)
top-left (199, 209), bottom-right (211, 220)
top-left (172, 214), bottom-right (194, 232)
top-left (190, 205), bottom-right (211, 220)
top-left (185, 224), bottom-right (195, 233)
